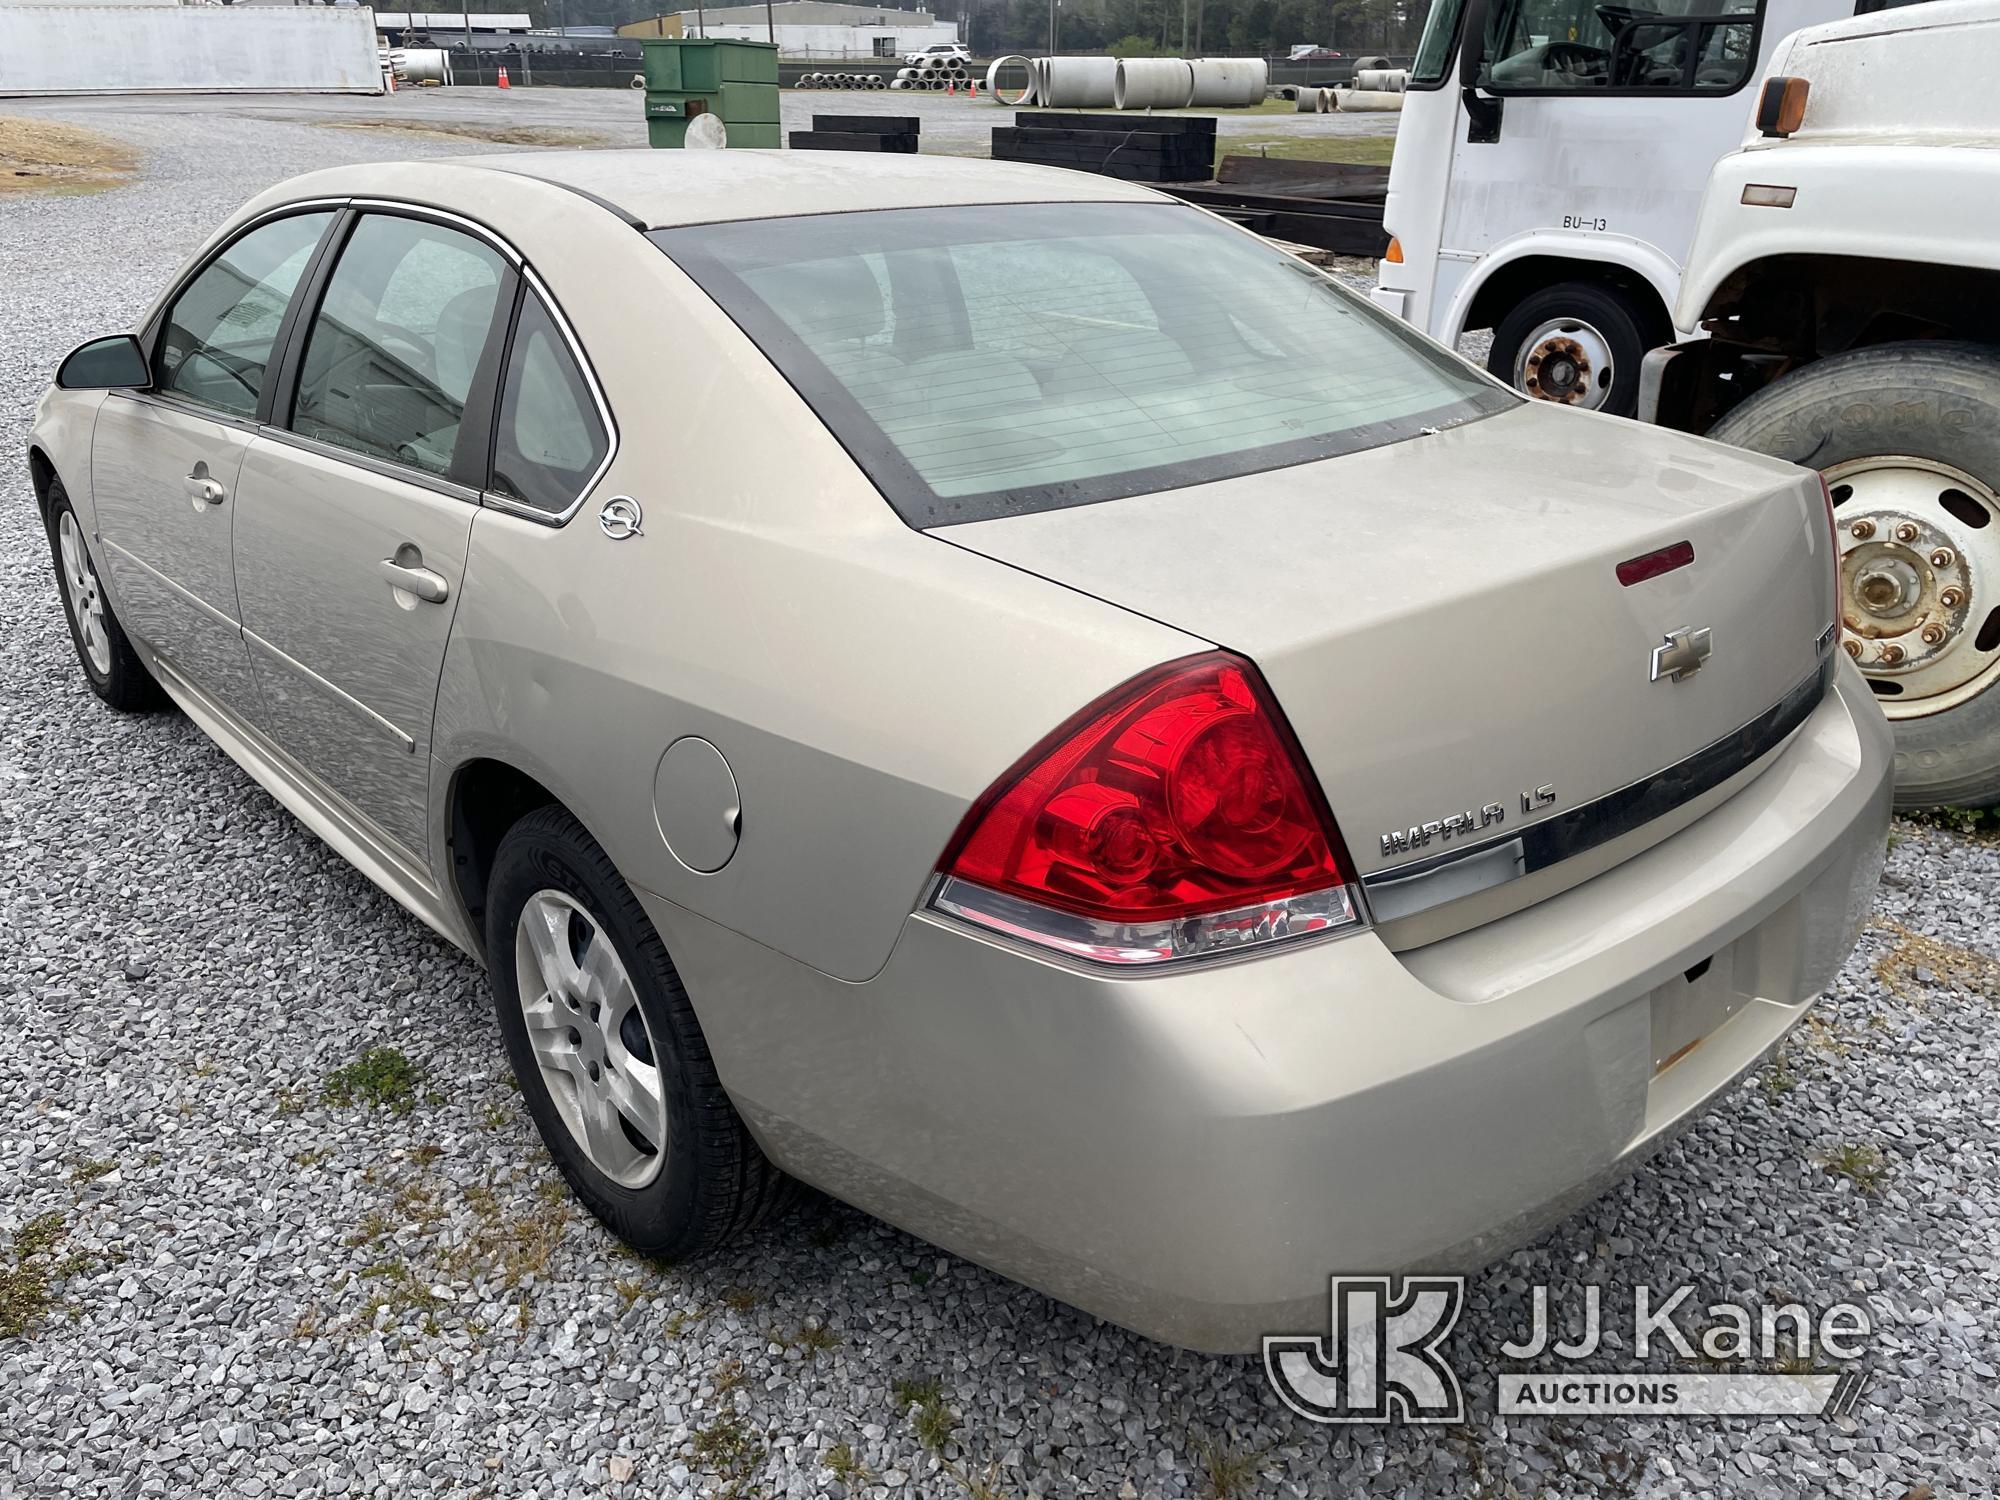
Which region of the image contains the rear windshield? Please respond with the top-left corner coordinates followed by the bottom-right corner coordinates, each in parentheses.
top-left (652, 202), bottom-right (1511, 527)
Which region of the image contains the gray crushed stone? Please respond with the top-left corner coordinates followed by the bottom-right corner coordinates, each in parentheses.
top-left (2, 97), bottom-right (1992, 1499)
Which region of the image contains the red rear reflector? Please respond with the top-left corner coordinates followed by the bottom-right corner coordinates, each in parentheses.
top-left (931, 653), bottom-right (1364, 963)
top-left (1617, 540), bottom-right (1695, 587)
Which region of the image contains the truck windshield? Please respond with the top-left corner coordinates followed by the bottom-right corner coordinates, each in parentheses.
top-left (654, 202), bottom-right (1511, 527)
top-left (1480, 0), bottom-right (1762, 92)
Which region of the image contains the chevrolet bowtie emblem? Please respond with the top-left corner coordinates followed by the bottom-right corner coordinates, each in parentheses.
top-left (1651, 625), bottom-right (1714, 683)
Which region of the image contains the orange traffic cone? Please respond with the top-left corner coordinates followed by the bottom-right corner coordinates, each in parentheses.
top-left (968, 78), bottom-right (978, 97)
top-left (497, 66), bottom-right (511, 89)
top-left (946, 78), bottom-right (956, 95)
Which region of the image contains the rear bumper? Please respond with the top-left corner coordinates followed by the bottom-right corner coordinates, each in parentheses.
top-left (643, 662), bottom-right (1891, 1352)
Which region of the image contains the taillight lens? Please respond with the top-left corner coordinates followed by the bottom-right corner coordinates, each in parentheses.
top-left (928, 653), bottom-right (1365, 965)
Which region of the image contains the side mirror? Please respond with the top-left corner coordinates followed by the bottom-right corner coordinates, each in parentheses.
top-left (56, 334), bottom-right (149, 391)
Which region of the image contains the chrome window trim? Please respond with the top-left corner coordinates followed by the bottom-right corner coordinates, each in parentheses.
top-left (107, 388), bottom-right (264, 437)
top-left (252, 422), bottom-right (485, 506)
top-left (345, 198), bottom-right (525, 266)
top-left (132, 193), bottom-right (615, 527)
top-left (139, 197), bottom-right (351, 350)
top-left (479, 265), bottom-right (621, 529)
top-left (1361, 653), bottom-right (1838, 924)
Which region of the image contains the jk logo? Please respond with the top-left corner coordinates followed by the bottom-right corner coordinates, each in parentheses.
top-left (1263, 1276), bottom-right (1466, 1424)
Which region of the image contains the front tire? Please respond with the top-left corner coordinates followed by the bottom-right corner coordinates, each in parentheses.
top-left (1489, 281), bottom-right (1655, 417)
top-left (486, 805), bottom-right (789, 1259)
top-left (42, 480), bottom-right (165, 713)
top-left (1708, 341), bottom-right (2000, 808)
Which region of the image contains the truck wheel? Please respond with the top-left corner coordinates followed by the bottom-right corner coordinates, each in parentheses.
top-left (1489, 282), bottom-right (1654, 416)
top-left (1707, 340), bottom-right (2000, 809)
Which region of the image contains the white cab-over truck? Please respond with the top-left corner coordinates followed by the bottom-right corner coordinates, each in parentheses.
top-left (1368, 0), bottom-right (1871, 416)
top-left (1644, 0), bottom-right (2000, 806)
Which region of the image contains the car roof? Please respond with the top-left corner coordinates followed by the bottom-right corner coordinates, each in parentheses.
top-left (424, 148), bottom-right (1169, 230)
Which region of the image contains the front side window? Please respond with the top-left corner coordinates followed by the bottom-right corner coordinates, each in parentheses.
top-left (1411, 0), bottom-right (1472, 84)
top-left (490, 294), bottom-right (610, 516)
top-left (154, 211), bottom-right (333, 418)
top-left (289, 214), bottom-right (507, 478)
top-left (654, 202), bottom-right (1509, 527)
top-left (1481, 0), bottom-right (1763, 92)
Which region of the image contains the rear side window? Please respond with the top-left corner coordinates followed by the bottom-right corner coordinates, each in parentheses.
top-left (154, 211), bottom-right (333, 419)
top-left (289, 214), bottom-right (507, 478)
top-left (490, 294), bottom-right (610, 516)
top-left (653, 203), bottom-right (1509, 527)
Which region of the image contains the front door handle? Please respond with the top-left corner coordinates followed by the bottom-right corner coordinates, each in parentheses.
top-left (379, 558), bottom-right (450, 604)
top-left (183, 469), bottom-right (226, 507)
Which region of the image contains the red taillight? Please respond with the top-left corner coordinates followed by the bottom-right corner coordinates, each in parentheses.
top-left (931, 653), bottom-right (1363, 964)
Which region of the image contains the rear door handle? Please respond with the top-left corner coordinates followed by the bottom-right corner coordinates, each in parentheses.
top-left (183, 469), bottom-right (226, 506)
top-left (379, 558), bottom-right (450, 604)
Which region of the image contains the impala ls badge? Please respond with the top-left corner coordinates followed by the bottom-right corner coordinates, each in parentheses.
top-left (1650, 625), bottom-right (1713, 684)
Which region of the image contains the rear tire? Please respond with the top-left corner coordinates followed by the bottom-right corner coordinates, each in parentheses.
top-left (1708, 340), bottom-right (2000, 808)
top-left (1489, 281), bottom-right (1655, 417)
top-left (42, 480), bottom-right (166, 713)
top-left (486, 805), bottom-right (790, 1260)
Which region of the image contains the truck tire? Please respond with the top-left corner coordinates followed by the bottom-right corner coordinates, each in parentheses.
top-left (1489, 281), bottom-right (1654, 417)
top-left (1707, 340), bottom-right (2000, 809)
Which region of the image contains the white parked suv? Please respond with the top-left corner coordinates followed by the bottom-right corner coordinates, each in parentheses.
top-left (903, 42), bottom-right (969, 66)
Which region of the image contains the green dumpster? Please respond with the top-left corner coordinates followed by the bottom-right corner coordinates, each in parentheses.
top-left (641, 38), bottom-right (780, 149)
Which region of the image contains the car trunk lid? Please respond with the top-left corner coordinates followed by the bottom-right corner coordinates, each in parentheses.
top-left (933, 403), bottom-right (1836, 931)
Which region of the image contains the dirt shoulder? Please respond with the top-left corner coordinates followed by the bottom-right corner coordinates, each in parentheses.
top-left (0, 115), bottom-right (137, 196)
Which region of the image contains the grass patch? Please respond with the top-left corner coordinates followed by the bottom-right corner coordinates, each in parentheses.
top-left (2, 1213), bottom-right (80, 1340)
top-left (823, 1441), bottom-right (873, 1484)
top-left (773, 1318), bottom-right (841, 1359)
top-left (68, 1158), bottom-right (116, 1185)
top-left (719, 1284), bottom-right (760, 1313)
top-left (1815, 1141), bottom-right (1891, 1194)
top-left (894, 1375), bottom-right (960, 1453)
top-left (1190, 1430), bottom-right (1266, 1500)
top-left (322, 119), bottom-right (610, 149)
top-left (0, 115), bottom-right (135, 196)
top-left (1218, 132), bottom-right (1396, 167)
top-left (688, 1414), bottom-right (764, 1492)
top-left (1906, 804), bottom-right (2000, 840)
top-left (323, 1046), bottom-right (422, 1114)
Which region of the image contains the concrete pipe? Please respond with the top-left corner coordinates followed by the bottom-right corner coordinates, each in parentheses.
top-left (890, 78), bottom-right (912, 89)
top-left (1350, 54), bottom-right (1391, 72)
top-left (392, 47), bottom-right (451, 85)
top-left (985, 54), bottom-right (1037, 105)
top-left (1113, 56), bottom-right (1194, 109)
top-left (1037, 55), bottom-right (1117, 108)
top-left (1332, 87), bottom-right (1404, 111)
top-left (1293, 87), bottom-right (1319, 112)
top-left (1189, 57), bottom-right (1267, 107)
top-left (1355, 67), bottom-right (1408, 91)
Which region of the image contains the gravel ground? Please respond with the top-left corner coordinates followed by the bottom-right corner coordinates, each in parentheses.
top-left (3, 98), bottom-right (1996, 1500)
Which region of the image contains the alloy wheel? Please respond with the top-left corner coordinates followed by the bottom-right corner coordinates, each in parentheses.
top-left (57, 510), bottom-right (112, 677)
top-left (1829, 455), bottom-right (2000, 720)
top-left (514, 889), bottom-right (668, 1188)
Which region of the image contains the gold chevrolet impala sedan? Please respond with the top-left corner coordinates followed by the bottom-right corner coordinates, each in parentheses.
top-left (27, 151), bottom-right (1891, 1351)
